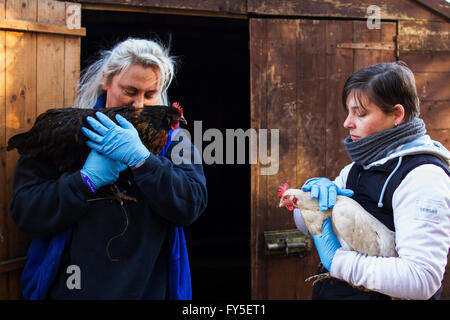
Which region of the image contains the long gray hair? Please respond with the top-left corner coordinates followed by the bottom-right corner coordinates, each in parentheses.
top-left (73, 38), bottom-right (176, 109)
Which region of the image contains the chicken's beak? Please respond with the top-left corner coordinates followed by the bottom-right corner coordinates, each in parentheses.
top-left (279, 200), bottom-right (284, 208)
top-left (180, 116), bottom-right (187, 125)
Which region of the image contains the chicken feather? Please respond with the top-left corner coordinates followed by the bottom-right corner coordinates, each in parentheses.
top-left (7, 103), bottom-right (186, 173)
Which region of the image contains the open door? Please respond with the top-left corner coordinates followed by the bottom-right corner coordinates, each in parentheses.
top-left (250, 18), bottom-right (396, 299)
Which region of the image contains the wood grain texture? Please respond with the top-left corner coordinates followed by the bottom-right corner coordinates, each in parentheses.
top-left (0, 0), bottom-right (83, 299)
top-left (249, 18), bottom-right (267, 300)
top-left (247, 0), bottom-right (446, 21)
top-left (251, 18), bottom-right (399, 300)
top-left (75, 0), bottom-right (247, 14)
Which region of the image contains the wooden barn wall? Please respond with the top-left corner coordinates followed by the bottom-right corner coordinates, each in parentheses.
top-left (74, 0), bottom-right (447, 21)
top-left (398, 19), bottom-right (450, 299)
top-left (399, 20), bottom-right (450, 149)
top-left (0, 0), bottom-right (83, 299)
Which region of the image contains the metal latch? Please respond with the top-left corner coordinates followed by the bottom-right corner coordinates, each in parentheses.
top-left (264, 229), bottom-right (311, 257)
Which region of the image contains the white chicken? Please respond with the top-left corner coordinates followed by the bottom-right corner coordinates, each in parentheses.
top-left (278, 183), bottom-right (398, 284)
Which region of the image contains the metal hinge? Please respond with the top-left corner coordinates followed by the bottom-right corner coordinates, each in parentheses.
top-left (264, 229), bottom-right (311, 257)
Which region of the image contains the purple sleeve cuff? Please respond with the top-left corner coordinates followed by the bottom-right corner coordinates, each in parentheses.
top-left (80, 172), bottom-right (97, 193)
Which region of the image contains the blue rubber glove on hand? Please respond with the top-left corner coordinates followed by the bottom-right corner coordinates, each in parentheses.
top-left (81, 112), bottom-right (151, 167)
top-left (80, 149), bottom-right (128, 191)
top-left (312, 218), bottom-right (341, 272)
top-left (302, 177), bottom-right (354, 211)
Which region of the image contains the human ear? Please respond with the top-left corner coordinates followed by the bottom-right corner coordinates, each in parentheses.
top-left (392, 104), bottom-right (405, 126)
top-left (101, 71), bottom-right (108, 91)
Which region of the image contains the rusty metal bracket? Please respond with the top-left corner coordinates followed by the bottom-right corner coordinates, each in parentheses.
top-left (264, 229), bottom-right (311, 257)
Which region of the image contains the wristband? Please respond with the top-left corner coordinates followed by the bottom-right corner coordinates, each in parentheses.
top-left (80, 172), bottom-right (97, 193)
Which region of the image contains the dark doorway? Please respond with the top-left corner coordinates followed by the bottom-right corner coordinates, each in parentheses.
top-left (81, 10), bottom-right (250, 300)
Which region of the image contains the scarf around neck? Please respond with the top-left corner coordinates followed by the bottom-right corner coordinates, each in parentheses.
top-left (343, 118), bottom-right (426, 165)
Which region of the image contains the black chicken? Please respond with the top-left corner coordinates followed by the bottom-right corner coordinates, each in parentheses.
top-left (8, 103), bottom-right (186, 258)
top-left (7, 102), bottom-right (186, 173)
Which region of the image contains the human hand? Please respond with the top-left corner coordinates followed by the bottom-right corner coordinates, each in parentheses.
top-left (81, 112), bottom-right (151, 167)
top-left (80, 149), bottom-right (128, 191)
top-left (311, 218), bottom-right (341, 271)
top-left (302, 177), bottom-right (354, 211)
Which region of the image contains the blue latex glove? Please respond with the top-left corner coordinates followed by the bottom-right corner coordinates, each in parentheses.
top-left (302, 177), bottom-right (354, 211)
top-left (80, 150), bottom-right (127, 191)
top-left (81, 112), bottom-right (151, 167)
top-left (312, 218), bottom-right (341, 271)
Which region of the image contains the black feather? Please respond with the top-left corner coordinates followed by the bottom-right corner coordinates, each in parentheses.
top-left (7, 105), bottom-right (184, 173)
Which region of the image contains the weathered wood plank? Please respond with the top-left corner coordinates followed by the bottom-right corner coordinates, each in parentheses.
top-left (295, 19), bottom-right (329, 299)
top-left (297, 19), bottom-right (328, 182)
top-left (399, 20), bottom-right (450, 52)
top-left (75, 0), bottom-right (247, 15)
top-left (415, 72), bottom-right (450, 101)
top-left (4, 0), bottom-right (38, 300)
top-left (0, 255), bottom-right (26, 273)
top-left (326, 20), bottom-right (355, 179)
top-left (0, 17), bottom-right (86, 36)
top-left (0, 0), bottom-right (7, 300)
top-left (421, 101), bottom-right (450, 130)
top-left (6, 0), bottom-right (36, 22)
top-left (37, 0), bottom-right (65, 114)
top-left (415, 0), bottom-right (450, 20)
top-left (264, 18), bottom-right (298, 299)
top-left (64, 2), bottom-right (81, 108)
top-left (401, 51), bottom-right (450, 72)
top-left (248, 0), bottom-right (446, 21)
top-left (249, 17), bottom-right (267, 300)
top-left (428, 129), bottom-right (450, 149)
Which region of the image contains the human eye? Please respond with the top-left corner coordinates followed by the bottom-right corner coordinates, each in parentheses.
top-left (123, 87), bottom-right (137, 96)
top-left (145, 91), bottom-right (156, 99)
top-left (356, 109), bottom-right (367, 117)
top-left (351, 106), bottom-right (366, 117)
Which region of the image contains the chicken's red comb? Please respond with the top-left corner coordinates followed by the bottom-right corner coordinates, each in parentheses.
top-left (172, 102), bottom-right (183, 117)
top-left (278, 183), bottom-right (289, 198)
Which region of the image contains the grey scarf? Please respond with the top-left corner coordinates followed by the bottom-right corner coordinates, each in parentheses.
top-left (343, 118), bottom-right (426, 165)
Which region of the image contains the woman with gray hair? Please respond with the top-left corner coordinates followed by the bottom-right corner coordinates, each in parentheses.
top-left (74, 38), bottom-right (175, 109)
top-left (10, 38), bottom-right (207, 299)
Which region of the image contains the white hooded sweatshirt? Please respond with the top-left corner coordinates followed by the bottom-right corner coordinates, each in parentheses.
top-left (294, 135), bottom-right (450, 299)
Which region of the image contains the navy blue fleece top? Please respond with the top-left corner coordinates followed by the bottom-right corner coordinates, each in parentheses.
top-left (10, 131), bottom-right (207, 299)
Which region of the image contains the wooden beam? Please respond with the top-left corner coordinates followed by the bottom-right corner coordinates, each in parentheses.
top-left (0, 256), bottom-right (26, 273)
top-left (80, 2), bottom-right (247, 19)
top-left (75, 0), bottom-right (247, 16)
top-left (399, 20), bottom-right (450, 51)
top-left (248, 0), bottom-right (447, 22)
top-left (337, 42), bottom-right (394, 50)
top-left (414, 0), bottom-right (450, 20)
top-left (0, 18), bottom-right (86, 36)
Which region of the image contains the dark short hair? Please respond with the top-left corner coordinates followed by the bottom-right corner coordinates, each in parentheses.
top-left (342, 61), bottom-right (419, 121)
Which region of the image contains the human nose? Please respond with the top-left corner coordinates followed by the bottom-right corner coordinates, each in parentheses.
top-left (131, 94), bottom-right (145, 108)
top-left (343, 113), bottom-right (355, 129)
